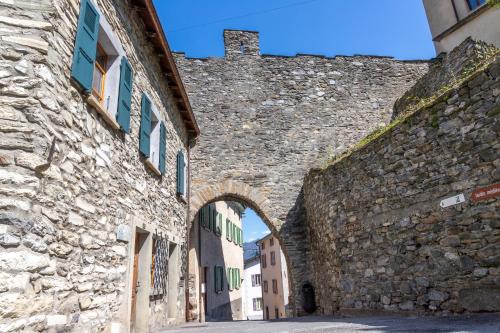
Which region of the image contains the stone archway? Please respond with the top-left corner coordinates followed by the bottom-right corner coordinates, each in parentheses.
top-left (175, 31), bottom-right (428, 318)
top-left (188, 180), bottom-right (304, 317)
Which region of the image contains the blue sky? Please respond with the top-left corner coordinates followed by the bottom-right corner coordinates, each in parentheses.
top-left (153, 0), bottom-right (435, 60)
top-left (242, 208), bottom-right (270, 243)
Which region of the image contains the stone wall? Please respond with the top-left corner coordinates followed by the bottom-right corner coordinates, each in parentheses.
top-left (174, 29), bottom-right (429, 314)
top-left (303, 53), bottom-right (500, 314)
top-left (0, 0), bottom-right (191, 332)
top-left (393, 38), bottom-right (498, 118)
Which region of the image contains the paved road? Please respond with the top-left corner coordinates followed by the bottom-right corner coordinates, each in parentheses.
top-left (159, 314), bottom-right (500, 333)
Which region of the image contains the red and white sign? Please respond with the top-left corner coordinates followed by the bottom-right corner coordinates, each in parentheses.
top-left (471, 184), bottom-right (500, 203)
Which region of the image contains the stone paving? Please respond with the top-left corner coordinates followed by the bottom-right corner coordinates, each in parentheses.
top-left (159, 314), bottom-right (500, 333)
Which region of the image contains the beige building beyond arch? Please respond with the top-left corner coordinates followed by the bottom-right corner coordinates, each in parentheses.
top-left (422, 0), bottom-right (500, 53)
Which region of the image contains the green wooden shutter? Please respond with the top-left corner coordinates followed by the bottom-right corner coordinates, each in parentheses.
top-left (139, 94), bottom-right (151, 157)
top-left (116, 57), bottom-right (133, 133)
top-left (212, 208), bottom-right (217, 234)
top-left (221, 267), bottom-right (224, 291)
top-left (226, 219), bottom-right (230, 241)
top-left (233, 225), bottom-right (237, 244)
top-left (175, 153), bottom-right (182, 195)
top-left (159, 122), bottom-right (166, 174)
top-left (208, 205), bottom-right (212, 231)
top-left (214, 266), bottom-right (217, 292)
top-left (181, 152), bottom-right (185, 195)
top-left (218, 214), bottom-right (223, 236)
top-left (177, 151), bottom-right (185, 195)
top-left (71, 0), bottom-right (100, 92)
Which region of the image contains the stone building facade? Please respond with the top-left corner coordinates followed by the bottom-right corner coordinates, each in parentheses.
top-left (174, 30), bottom-right (429, 314)
top-left (0, 0), bottom-right (198, 332)
top-left (304, 49), bottom-right (500, 314)
top-left (188, 201), bottom-right (245, 321)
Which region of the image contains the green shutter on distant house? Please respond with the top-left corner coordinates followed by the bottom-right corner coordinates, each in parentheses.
top-left (214, 266), bottom-right (218, 292)
top-left (226, 219), bottom-right (230, 241)
top-left (212, 208), bottom-right (217, 234)
top-left (218, 214), bottom-right (223, 236)
top-left (71, 0), bottom-right (99, 92)
top-left (233, 225), bottom-right (237, 245)
top-left (159, 122), bottom-right (166, 174)
top-left (116, 57), bottom-right (133, 133)
top-left (139, 94), bottom-right (151, 157)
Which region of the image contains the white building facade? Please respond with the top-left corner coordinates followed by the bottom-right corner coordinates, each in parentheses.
top-left (243, 255), bottom-right (264, 320)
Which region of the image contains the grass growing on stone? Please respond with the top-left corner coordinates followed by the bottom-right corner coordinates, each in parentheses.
top-left (318, 49), bottom-right (499, 171)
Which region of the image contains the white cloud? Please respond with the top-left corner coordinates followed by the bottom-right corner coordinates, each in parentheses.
top-left (261, 230), bottom-right (270, 235)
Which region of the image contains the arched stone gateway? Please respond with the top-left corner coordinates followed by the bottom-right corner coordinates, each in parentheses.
top-left (188, 180), bottom-right (310, 316)
top-left (176, 30), bottom-right (429, 317)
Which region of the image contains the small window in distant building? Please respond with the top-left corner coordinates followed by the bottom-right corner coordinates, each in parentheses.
top-left (275, 307), bottom-right (279, 319)
top-left (261, 254), bottom-right (267, 268)
top-left (272, 279), bottom-right (278, 294)
top-left (261, 241), bottom-right (265, 250)
top-left (253, 298), bottom-right (263, 311)
top-left (251, 274), bottom-right (261, 287)
top-left (270, 251), bottom-right (276, 266)
top-left (467, 0), bottom-right (485, 10)
top-left (263, 280), bottom-right (268, 293)
top-left (270, 237), bottom-right (274, 246)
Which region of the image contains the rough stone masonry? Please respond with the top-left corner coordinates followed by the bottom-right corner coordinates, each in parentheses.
top-left (0, 0), bottom-right (192, 332)
top-left (174, 30), bottom-right (429, 314)
top-left (304, 44), bottom-right (500, 314)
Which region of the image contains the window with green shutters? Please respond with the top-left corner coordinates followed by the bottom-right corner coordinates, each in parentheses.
top-left (139, 93), bottom-right (166, 175)
top-left (226, 218), bottom-right (231, 241)
top-left (71, 0), bottom-right (133, 133)
top-left (176, 151), bottom-right (186, 196)
top-left (214, 266), bottom-right (224, 293)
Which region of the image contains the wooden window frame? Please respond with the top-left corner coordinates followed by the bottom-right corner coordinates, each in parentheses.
top-left (92, 43), bottom-right (108, 103)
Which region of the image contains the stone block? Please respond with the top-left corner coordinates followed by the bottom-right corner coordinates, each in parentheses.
top-left (459, 288), bottom-right (500, 312)
top-left (0, 250), bottom-right (49, 272)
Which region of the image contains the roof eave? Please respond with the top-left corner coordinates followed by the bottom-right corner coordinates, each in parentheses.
top-left (132, 0), bottom-right (200, 139)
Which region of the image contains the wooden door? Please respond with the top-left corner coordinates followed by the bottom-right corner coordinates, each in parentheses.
top-left (131, 232), bottom-right (140, 325)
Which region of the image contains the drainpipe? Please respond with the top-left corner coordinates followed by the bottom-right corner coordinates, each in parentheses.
top-left (451, 0), bottom-right (460, 22)
top-left (185, 137), bottom-right (196, 322)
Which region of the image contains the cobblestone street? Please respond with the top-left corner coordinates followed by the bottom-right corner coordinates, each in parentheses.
top-left (159, 314), bottom-right (500, 333)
